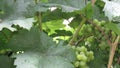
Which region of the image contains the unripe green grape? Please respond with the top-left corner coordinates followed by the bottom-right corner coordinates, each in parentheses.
top-left (90, 56), bottom-right (94, 60)
top-left (76, 51), bottom-right (79, 55)
top-left (114, 57), bottom-right (118, 62)
top-left (77, 54), bottom-right (87, 62)
top-left (87, 27), bottom-right (92, 32)
top-left (89, 51), bottom-right (94, 56)
top-left (86, 36), bottom-right (94, 43)
top-left (93, 19), bottom-right (99, 23)
top-left (80, 52), bottom-right (85, 55)
top-left (86, 25), bottom-right (92, 32)
top-left (80, 46), bottom-right (87, 52)
top-left (101, 20), bottom-right (106, 26)
top-left (111, 31), bottom-right (116, 40)
top-left (74, 61), bottom-right (80, 67)
top-left (77, 54), bottom-right (83, 60)
top-left (85, 41), bottom-right (91, 47)
top-left (76, 47), bottom-right (81, 52)
top-left (87, 58), bottom-right (91, 62)
top-left (79, 61), bottom-right (86, 67)
top-left (86, 51), bottom-right (94, 59)
top-left (74, 46), bottom-right (94, 68)
top-left (71, 46), bottom-right (76, 50)
top-left (98, 22), bottom-right (102, 26)
top-left (80, 65), bottom-right (89, 68)
top-left (81, 53), bottom-right (88, 61)
top-left (85, 41), bottom-right (89, 45)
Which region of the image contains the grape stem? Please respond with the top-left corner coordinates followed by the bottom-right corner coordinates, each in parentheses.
top-left (35, 0), bottom-right (42, 31)
top-left (108, 36), bottom-right (120, 68)
top-left (69, 17), bottom-right (86, 45)
top-left (75, 36), bottom-right (85, 46)
top-left (91, 0), bottom-right (96, 6)
top-left (36, 12), bottom-right (42, 31)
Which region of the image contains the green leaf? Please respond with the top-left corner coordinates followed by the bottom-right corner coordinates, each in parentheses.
top-left (103, 0), bottom-right (120, 22)
top-left (69, 15), bottom-right (82, 28)
top-left (6, 28), bottom-right (76, 68)
top-left (50, 30), bottom-right (72, 37)
top-left (48, 0), bottom-right (86, 12)
top-left (0, 0), bottom-right (15, 20)
top-left (7, 27), bottom-right (54, 52)
top-left (85, 3), bottom-right (93, 19)
top-left (0, 0), bottom-right (50, 19)
top-left (0, 55), bottom-right (15, 68)
top-left (0, 0), bottom-right (33, 19)
top-left (42, 20), bottom-right (65, 34)
top-left (14, 51), bottom-right (75, 68)
top-left (93, 6), bottom-right (108, 21)
top-left (105, 23), bottom-right (120, 35)
top-left (25, 2), bottom-right (50, 17)
top-left (0, 0), bottom-right (37, 31)
top-left (0, 18), bottom-right (35, 31)
top-left (42, 9), bottom-right (76, 22)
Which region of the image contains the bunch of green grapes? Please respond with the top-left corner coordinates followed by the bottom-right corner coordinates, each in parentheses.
top-left (72, 46), bottom-right (94, 68)
top-left (84, 36), bottom-right (95, 47)
top-left (80, 24), bottom-right (93, 36)
top-left (93, 19), bottom-right (106, 27)
top-left (94, 19), bottom-right (120, 64)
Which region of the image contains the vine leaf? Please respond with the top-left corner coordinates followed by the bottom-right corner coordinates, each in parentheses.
top-left (0, 0), bottom-right (36, 31)
top-left (0, 55), bottom-right (15, 68)
top-left (50, 30), bottom-right (72, 37)
top-left (14, 47), bottom-right (75, 68)
top-left (42, 20), bottom-right (65, 34)
top-left (0, 0), bottom-right (35, 19)
top-left (48, 0), bottom-right (87, 12)
top-left (6, 28), bottom-right (76, 68)
top-left (0, 0), bottom-right (47, 31)
top-left (42, 9), bottom-right (75, 22)
top-left (105, 23), bottom-right (120, 35)
top-left (93, 6), bottom-right (108, 21)
top-left (0, 0), bottom-right (88, 31)
top-left (0, 18), bottom-right (35, 31)
top-left (103, 0), bottom-right (120, 22)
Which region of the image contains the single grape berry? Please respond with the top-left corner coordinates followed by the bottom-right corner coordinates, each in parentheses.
top-left (79, 61), bottom-right (86, 67)
top-left (74, 61), bottom-right (80, 67)
top-left (77, 54), bottom-right (87, 62)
